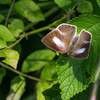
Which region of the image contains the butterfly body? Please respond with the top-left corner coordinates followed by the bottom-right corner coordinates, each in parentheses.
top-left (41, 23), bottom-right (92, 59)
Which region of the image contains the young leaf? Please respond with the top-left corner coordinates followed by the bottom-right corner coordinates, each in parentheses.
top-left (6, 76), bottom-right (26, 100)
top-left (37, 81), bottom-right (57, 100)
top-left (14, 0), bottom-right (45, 22)
top-left (0, 50), bottom-right (6, 57)
top-left (57, 15), bottom-right (100, 100)
top-left (0, 68), bottom-right (6, 85)
top-left (41, 61), bottom-right (57, 81)
top-left (0, 14), bottom-right (5, 23)
top-left (97, 0), bottom-right (100, 6)
top-left (77, 1), bottom-right (93, 14)
top-left (43, 83), bottom-right (61, 100)
top-left (55, 0), bottom-right (74, 12)
top-left (0, 25), bottom-right (16, 42)
top-left (3, 49), bottom-right (19, 69)
top-left (37, 81), bottom-right (50, 100)
top-left (8, 19), bottom-right (24, 38)
top-left (0, 38), bottom-right (7, 49)
top-left (22, 49), bottom-right (56, 73)
top-left (0, 0), bottom-right (11, 4)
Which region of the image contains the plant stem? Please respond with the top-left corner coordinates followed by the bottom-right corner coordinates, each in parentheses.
top-left (5, 34), bottom-right (25, 49)
top-left (0, 62), bottom-right (41, 81)
top-left (26, 17), bottom-right (65, 37)
top-left (22, 2), bottom-right (77, 37)
top-left (5, 2), bottom-right (77, 49)
top-left (5, 0), bottom-right (16, 26)
top-left (1, 2), bottom-right (78, 82)
top-left (38, 1), bottom-right (55, 8)
top-left (44, 7), bottom-right (59, 18)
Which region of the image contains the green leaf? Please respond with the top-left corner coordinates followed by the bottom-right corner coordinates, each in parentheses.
top-left (55, 0), bottom-right (74, 12)
top-left (0, 0), bottom-right (11, 4)
top-left (0, 50), bottom-right (6, 57)
top-left (0, 68), bottom-right (6, 85)
top-left (6, 76), bottom-right (26, 100)
top-left (71, 83), bottom-right (94, 100)
top-left (22, 49), bottom-right (56, 73)
top-left (97, 0), bottom-right (100, 6)
top-left (68, 15), bottom-right (100, 34)
top-left (37, 81), bottom-right (57, 100)
top-left (77, 1), bottom-right (93, 14)
top-left (41, 61), bottom-right (57, 81)
top-left (37, 81), bottom-right (50, 100)
top-left (43, 83), bottom-right (61, 100)
top-left (0, 25), bottom-right (16, 42)
top-left (7, 42), bottom-right (22, 54)
top-left (90, 0), bottom-right (100, 16)
top-left (56, 14), bottom-right (100, 100)
top-left (0, 38), bottom-right (7, 49)
top-left (3, 49), bottom-right (19, 69)
top-left (0, 14), bottom-right (5, 23)
top-left (14, 0), bottom-right (45, 22)
top-left (9, 19), bottom-right (24, 38)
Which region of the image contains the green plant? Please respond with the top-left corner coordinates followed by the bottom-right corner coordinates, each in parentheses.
top-left (0, 0), bottom-right (100, 100)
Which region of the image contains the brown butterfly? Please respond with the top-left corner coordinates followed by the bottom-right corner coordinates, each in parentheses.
top-left (41, 23), bottom-right (92, 59)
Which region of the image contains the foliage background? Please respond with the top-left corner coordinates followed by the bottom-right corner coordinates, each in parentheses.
top-left (0, 0), bottom-right (100, 100)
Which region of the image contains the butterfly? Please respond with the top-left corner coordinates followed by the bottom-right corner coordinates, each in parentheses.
top-left (41, 23), bottom-right (92, 59)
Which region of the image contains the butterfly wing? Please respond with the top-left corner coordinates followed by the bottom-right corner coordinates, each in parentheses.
top-left (71, 29), bottom-right (92, 59)
top-left (41, 23), bottom-right (76, 53)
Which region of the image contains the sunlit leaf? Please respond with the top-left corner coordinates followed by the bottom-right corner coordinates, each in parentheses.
top-left (97, 0), bottom-right (100, 6)
top-left (41, 61), bottom-right (57, 81)
top-left (37, 81), bottom-right (50, 100)
top-left (9, 19), bottom-right (24, 38)
top-left (43, 83), bottom-right (61, 100)
top-left (3, 49), bottom-right (19, 69)
top-left (6, 76), bottom-right (26, 100)
top-left (0, 25), bottom-right (16, 42)
top-left (14, 0), bottom-right (45, 22)
top-left (37, 81), bottom-right (57, 100)
top-left (22, 49), bottom-right (56, 73)
top-left (77, 1), bottom-right (93, 13)
top-left (0, 38), bottom-right (7, 49)
top-left (56, 15), bottom-right (100, 100)
top-left (0, 50), bottom-right (6, 57)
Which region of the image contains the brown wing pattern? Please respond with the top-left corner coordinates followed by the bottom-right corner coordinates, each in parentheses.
top-left (41, 23), bottom-right (76, 53)
top-left (41, 30), bottom-right (67, 53)
top-left (71, 29), bottom-right (92, 59)
top-left (57, 24), bottom-right (76, 51)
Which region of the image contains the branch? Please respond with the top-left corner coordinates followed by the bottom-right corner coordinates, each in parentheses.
top-left (5, 34), bottom-right (25, 49)
top-left (0, 62), bottom-right (41, 81)
top-left (5, 2), bottom-right (77, 49)
top-left (5, 0), bottom-right (16, 26)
